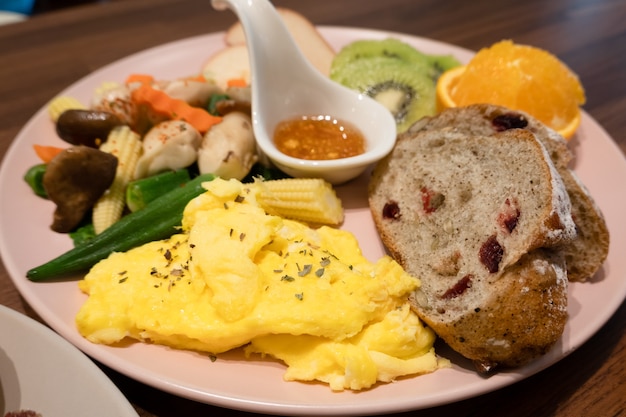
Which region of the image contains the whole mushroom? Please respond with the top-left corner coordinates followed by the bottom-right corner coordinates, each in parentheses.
top-left (43, 146), bottom-right (118, 233)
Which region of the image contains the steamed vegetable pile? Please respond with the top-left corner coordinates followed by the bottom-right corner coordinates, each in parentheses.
top-left (24, 73), bottom-right (290, 280)
top-left (24, 36), bottom-right (458, 282)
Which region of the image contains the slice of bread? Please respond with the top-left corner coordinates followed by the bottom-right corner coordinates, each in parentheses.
top-left (406, 104), bottom-right (609, 281)
top-left (368, 126), bottom-right (576, 369)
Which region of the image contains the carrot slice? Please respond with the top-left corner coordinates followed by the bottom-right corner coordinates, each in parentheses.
top-left (186, 74), bottom-right (207, 82)
top-left (125, 74), bottom-right (155, 85)
top-left (130, 84), bottom-right (222, 133)
top-left (226, 78), bottom-right (248, 88)
top-left (33, 144), bottom-right (64, 163)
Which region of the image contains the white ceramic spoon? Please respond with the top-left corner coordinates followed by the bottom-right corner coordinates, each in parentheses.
top-left (211, 0), bottom-right (397, 184)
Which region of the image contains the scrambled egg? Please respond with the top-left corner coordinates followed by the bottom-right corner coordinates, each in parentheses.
top-left (76, 178), bottom-right (444, 390)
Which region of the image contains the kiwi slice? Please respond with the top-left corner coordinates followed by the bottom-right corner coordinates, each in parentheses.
top-left (331, 38), bottom-right (462, 83)
top-left (426, 54), bottom-right (462, 80)
top-left (330, 38), bottom-right (433, 79)
top-left (332, 57), bottom-right (436, 133)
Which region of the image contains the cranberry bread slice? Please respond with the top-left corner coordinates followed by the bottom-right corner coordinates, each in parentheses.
top-left (407, 103), bottom-right (574, 169)
top-left (407, 104), bottom-right (609, 281)
top-left (368, 128), bottom-right (576, 369)
top-left (369, 128), bottom-right (576, 278)
top-left (558, 171), bottom-right (609, 280)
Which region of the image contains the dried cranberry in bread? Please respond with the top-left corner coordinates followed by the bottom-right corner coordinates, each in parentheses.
top-left (368, 127), bottom-right (576, 369)
top-left (412, 249), bottom-right (568, 371)
top-left (407, 104), bottom-right (609, 281)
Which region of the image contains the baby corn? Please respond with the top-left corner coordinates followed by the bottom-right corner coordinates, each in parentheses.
top-left (47, 96), bottom-right (86, 122)
top-left (254, 178), bottom-right (344, 225)
top-left (92, 126), bottom-right (143, 234)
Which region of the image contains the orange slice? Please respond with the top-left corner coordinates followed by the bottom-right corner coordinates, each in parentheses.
top-left (436, 40), bottom-right (585, 139)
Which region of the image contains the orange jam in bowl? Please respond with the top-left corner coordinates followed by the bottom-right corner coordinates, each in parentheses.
top-left (273, 115), bottom-right (366, 160)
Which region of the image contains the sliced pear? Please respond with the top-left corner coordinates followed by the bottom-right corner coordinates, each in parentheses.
top-left (202, 44), bottom-right (251, 90)
top-left (223, 7), bottom-right (336, 76)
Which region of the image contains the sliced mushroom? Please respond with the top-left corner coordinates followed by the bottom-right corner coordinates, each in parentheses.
top-left (215, 99), bottom-right (252, 117)
top-left (225, 85), bottom-right (251, 102)
top-left (91, 82), bottom-right (137, 128)
top-left (215, 85), bottom-right (252, 116)
top-left (162, 78), bottom-right (222, 108)
top-left (91, 82), bottom-right (160, 134)
top-left (43, 146), bottom-right (118, 233)
top-left (198, 111), bottom-right (258, 180)
top-left (134, 120), bottom-right (202, 179)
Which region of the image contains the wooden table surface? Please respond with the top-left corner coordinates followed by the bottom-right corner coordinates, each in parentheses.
top-left (1, 0), bottom-right (624, 415)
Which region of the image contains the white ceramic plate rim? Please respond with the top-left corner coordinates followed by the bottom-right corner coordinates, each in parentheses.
top-left (0, 304), bottom-right (138, 416)
top-left (0, 11), bottom-right (27, 26)
top-left (1, 27), bottom-right (625, 416)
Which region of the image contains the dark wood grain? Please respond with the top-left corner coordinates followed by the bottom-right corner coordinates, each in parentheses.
top-left (1, 0), bottom-right (624, 416)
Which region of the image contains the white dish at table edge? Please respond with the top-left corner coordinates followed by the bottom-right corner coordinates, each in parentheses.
top-left (0, 11), bottom-right (27, 26)
top-left (0, 304), bottom-right (138, 416)
top-left (0, 26), bottom-right (625, 416)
